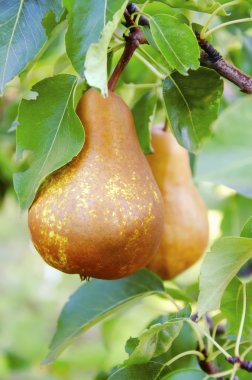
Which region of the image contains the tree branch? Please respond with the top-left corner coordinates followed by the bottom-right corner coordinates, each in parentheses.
top-left (196, 32), bottom-right (252, 94)
top-left (227, 356), bottom-right (252, 373)
top-left (198, 347), bottom-right (222, 377)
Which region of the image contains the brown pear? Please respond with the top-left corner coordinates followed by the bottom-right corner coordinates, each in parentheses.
top-left (28, 89), bottom-right (164, 279)
top-left (146, 125), bottom-right (209, 279)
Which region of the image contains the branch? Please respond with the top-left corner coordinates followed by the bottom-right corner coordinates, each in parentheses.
top-left (125, 2), bottom-right (252, 94)
top-left (126, 2), bottom-right (150, 26)
top-left (227, 356), bottom-right (252, 373)
top-left (196, 32), bottom-right (252, 94)
top-left (198, 348), bottom-right (222, 377)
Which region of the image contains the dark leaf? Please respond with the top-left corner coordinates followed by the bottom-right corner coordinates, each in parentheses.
top-left (163, 68), bottom-right (223, 153)
top-left (44, 269), bottom-right (165, 364)
top-left (108, 362), bottom-right (167, 380)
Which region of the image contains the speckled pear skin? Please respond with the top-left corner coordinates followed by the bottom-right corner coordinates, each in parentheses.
top-left (146, 125), bottom-right (209, 280)
top-left (28, 89), bottom-right (164, 279)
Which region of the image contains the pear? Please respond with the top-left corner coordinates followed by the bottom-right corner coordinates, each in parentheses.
top-left (146, 125), bottom-right (209, 279)
top-left (28, 89), bottom-right (164, 279)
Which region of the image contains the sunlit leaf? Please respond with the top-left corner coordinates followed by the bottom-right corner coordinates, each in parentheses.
top-left (84, 0), bottom-right (128, 96)
top-left (144, 2), bottom-right (189, 24)
top-left (198, 237), bottom-right (252, 316)
top-left (14, 74), bottom-right (84, 210)
top-left (64, 0), bottom-right (127, 94)
top-left (241, 217), bottom-right (252, 238)
top-left (150, 15), bottom-right (200, 75)
top-left (137, 0), bottom-right (225, 14)
top-left (161, 0), bottom-right (224, 13)
top-left (221, 195), bottom-right (252, 237)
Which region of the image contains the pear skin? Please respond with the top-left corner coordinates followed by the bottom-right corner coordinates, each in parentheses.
top-left (28, 89), bottom-right (164, 279)
top-left (147, 125), bottom-right (209, 279)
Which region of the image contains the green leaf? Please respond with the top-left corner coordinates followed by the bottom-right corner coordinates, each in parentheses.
top-left (169, 304), bottom-right (192, 319)
top-left (132, 92), bottom-right (157, 154)
top-left (64, 0), bottom-right (106, 75)
top-left (220, 195), bottom-right (252, 237)
top-left (0, 0), bottom-right (62, 93)
top-left (145, 2), bottom-right (179, 17)
top-left (147, 305), bottom-right (191, 329)
top-left (221, 277), bottom-right (252, 338)
top-left (198, 237), bottom-right (252, 316)
top-left (165, 286), bottom-right (193, 302)
top-left (167, 323), bottom-right (198, 371)
top-left (196, 97), bottom-right (252, 197)
top-left (150, 15), bottom-right (200, 75)
top-left (144, 2), bottom-right (189, 24)
top-left (84, 0), bottom-right (128, 96)
top-left (53, 53), bottom-right (73, 76)
top-left (241, 217), bottom-right (252, 238)
top-left (163, 68), bottom-right (223, 153)
top-left (14, 74), bottom-right (84, 210)
top-left (108, 362), bottom-right (167, 380)
top-left (145, 3), bottom-right (189, 27)
top-left (44, 269), bottom-right (165, 364)
top-left (161, 368), bottom-right (210, 380)
top-left (42, 9), bottom-right (62, 37)
top-left (137, 0), bottom-right (225, 14)
top-left (124, 306), bottom-right (191, 367)
top-left (125, 321), bottom-right (183, 365)
top-left (160, 0), bottom-right (223, 14)
top-left (64, 0), bottom-right (127, 93)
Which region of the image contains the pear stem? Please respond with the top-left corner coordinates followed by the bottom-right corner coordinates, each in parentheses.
top-left (163, 119), bottom-right (169, 132)
top-left (108, 9), bottom-right (147, 92)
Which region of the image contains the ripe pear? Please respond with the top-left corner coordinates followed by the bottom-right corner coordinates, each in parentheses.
top-left (28, 89), bottom-right (164, 280)
top-left (146, 125), bottom-right (209, 279)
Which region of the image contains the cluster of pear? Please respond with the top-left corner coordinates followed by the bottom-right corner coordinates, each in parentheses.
top-left (28, 89), bottom-right (208, 280)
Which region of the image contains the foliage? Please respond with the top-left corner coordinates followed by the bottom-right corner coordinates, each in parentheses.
top-left (0, 0), bottom-right (252, 379)
top-left (14, 75), bottom-right (84, 209)
top-left (163, 68), bottom-right (223, 152)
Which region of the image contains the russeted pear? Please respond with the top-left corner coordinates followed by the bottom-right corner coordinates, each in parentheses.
top-left (28, 89), bottom-right (164, 280)
top-left (146, 125), bottom-right (209, 279)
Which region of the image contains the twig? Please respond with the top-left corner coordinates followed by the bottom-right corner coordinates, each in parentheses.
top-left (227, 356), bottom-right (252, 373)
top-left (198, 348), bottom-right (221, 377)
top-left (196, 32), bottom-right (252, 94)
top-left (127, 2), bottom-right (150, 26)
